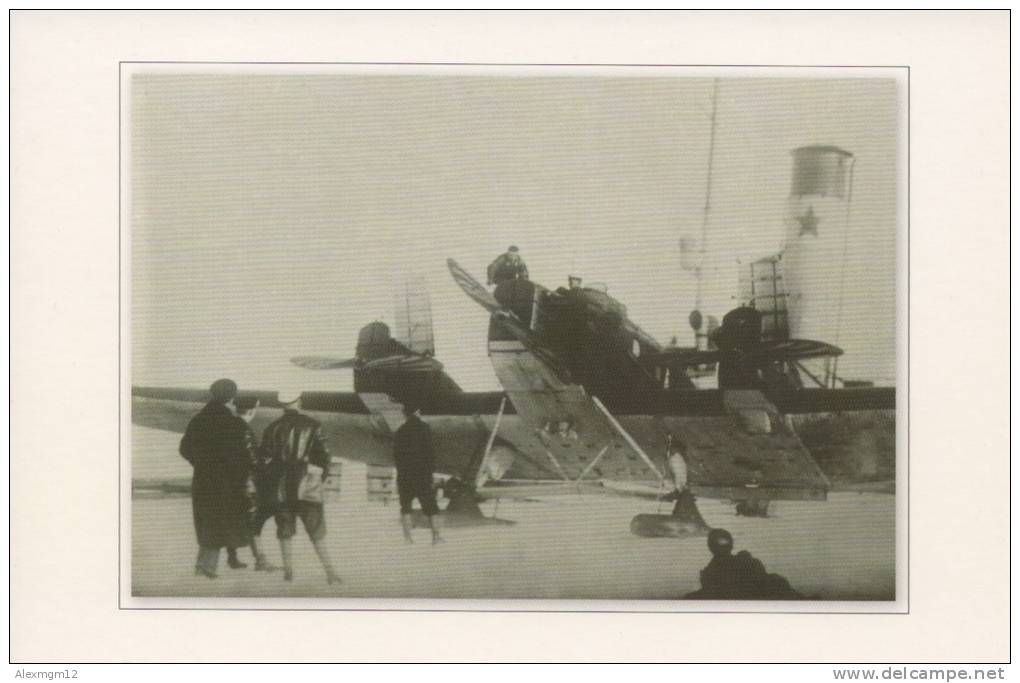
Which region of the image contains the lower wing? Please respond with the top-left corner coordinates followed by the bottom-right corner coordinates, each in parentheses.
top-left (132, 382), bottom-right (894, 502)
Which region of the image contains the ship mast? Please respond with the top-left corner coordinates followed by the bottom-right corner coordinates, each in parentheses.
top-left (690, 78), bottom-right (719, 349)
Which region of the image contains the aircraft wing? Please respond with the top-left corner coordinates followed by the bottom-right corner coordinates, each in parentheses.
top-left (132, 391), bottom-right (207, 434)
top-left (651, 339), bottom-right (840, 370)
top-left (484, 344), bottom-right (837, 502)
top-left (489, 345), bottom-right (666, 484)
top-left (131, 386), bottom-right (371, 434)
top-left (749, 338), bottom-right (843, 362)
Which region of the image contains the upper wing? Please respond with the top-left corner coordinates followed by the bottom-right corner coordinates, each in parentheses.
top-left (750, 338), bottom-right (843, 362)
top-left (650, 339), bottom-right (840, 370)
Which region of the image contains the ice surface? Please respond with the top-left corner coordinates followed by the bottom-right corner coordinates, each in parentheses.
top-left (131, 426), bottom-right (894, 601)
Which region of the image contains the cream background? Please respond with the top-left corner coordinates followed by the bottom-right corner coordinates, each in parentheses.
top-left (10, 10), bottom-right (1010, 662)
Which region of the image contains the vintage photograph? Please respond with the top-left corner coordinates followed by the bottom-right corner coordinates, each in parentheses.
top-left (126, 65), bottom-right (901, 604)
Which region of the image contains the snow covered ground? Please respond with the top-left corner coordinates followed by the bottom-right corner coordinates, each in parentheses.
top-left (130, 426), bottom-right (895, 602)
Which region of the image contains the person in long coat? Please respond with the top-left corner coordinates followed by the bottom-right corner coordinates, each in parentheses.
top-left (179, 378), bottom-right (255, 578)
top-left (394, 403), bottom-right (443, 545)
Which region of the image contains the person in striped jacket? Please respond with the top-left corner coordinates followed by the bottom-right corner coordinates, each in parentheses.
top-left (258, 389), bottom-right (341, 585)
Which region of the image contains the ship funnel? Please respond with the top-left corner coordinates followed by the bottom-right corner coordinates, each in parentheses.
top-left (790, 145), bottom-right (854, 199)
top-left (782, 145), bottom-right (857, 387)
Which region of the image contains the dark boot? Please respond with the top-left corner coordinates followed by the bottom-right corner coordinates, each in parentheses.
top-left (227, 547), bottom-right (247, 569)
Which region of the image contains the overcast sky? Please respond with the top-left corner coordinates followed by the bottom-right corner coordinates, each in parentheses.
top-left (130, 69), bottom-right (898, 392)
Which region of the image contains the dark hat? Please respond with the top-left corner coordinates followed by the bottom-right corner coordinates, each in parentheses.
top-left (209, 378), bottom-right (238, 403)
top-left (508, 245), bottom-right (519, 252)
top-left (707, 528), bottom-right (734, 556)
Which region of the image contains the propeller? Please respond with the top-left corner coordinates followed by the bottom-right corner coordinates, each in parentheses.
top-left (290, 356), bottom-right (359, 370)
top-left (447, 258), bottom-right (501, 314)
top-left (291, 354), bottom-right (445, 373)
top-left (361, 354), bottom-right (445, 373)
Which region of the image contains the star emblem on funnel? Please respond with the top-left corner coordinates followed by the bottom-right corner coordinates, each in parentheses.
top-left (796, 206), bottom-right (820, 237)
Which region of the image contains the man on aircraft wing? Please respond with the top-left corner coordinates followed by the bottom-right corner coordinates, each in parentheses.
top-left (486, 245), bottom-right (529, 287)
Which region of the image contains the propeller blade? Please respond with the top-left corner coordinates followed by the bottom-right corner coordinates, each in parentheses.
top-left (447, 258), bottom-right (501, 314)
top-left (290, 356), bottom-right (359, 370)
top-left (362, 354), bottom-right (445, 373)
